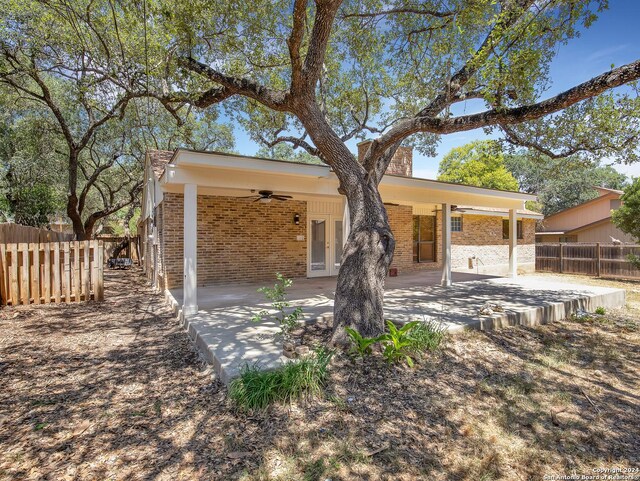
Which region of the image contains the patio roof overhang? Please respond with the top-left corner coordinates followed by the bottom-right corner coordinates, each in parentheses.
top-left (159, 149), bottom-right (537, 211)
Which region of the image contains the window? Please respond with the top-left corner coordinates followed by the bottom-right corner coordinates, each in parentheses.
top-left (502, 219), bottom-right (523, 240)
top-left (413, 215), bottom-right (436, 262)
top-left (559, 235), bottom-right (577, 243)
top-left (451, 216), bottom-right (462, 232)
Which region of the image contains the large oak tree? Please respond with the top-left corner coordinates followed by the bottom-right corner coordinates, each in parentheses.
top-left (155, 0), bottom-right (640, 341)
top-left (7, 0), bottom-right (639, 340)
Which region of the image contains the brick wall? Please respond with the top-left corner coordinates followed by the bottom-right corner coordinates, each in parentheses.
top-left (161, 193), bottom-right (307, 288)
top-left (448, 215), bottom-right (536, 274)
top-left (387, 206), bottom-right (441, 273)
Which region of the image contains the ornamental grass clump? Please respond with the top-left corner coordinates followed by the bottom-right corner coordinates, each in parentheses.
top-left (229, 348), bottom-right (332, 411)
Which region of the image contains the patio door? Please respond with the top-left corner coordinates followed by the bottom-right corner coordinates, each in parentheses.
top-left (308, 216), bottom-right (343, 277)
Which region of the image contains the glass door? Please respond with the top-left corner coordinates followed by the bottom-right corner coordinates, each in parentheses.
top-left (309, 216), bottom-right (330, 277)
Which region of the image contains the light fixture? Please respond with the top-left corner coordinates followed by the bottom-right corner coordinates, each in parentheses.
top-left (293, 213), bottom-right (300, 225)
top-left (259, 197), bottom-right (271, 203)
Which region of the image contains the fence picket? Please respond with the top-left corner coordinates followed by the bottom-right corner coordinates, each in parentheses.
top-left (64, 242), bottom-right (71, 303)
top-left (20, 243), bottom-right (29, 304)
top-left (96, 240), bottom-right (104, 301)
top-left (31, 243), bottom-right (41, 304)
top-left (83, 240), bottom-right (90, 300)
top-left (10, 244), bottom-right (18, 305)
top-left (73, 241), bottom-right (81, 302)
top-left (53, 243), bottom-right (61, 303)
top-left (0, 244), bottom-right (6, 304)
top-left (0, 240), bottom-right (105, 306)
top-left (43, 243), bottom-right (51, 303)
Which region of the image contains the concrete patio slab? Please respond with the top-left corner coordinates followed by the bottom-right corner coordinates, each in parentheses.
top-left (165, 271), bottom-right (625, 383)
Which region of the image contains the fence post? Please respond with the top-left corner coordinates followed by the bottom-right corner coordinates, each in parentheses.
top-left (559, 243), bottom-right (564, 274)
top-left (596, 243), bottom-right (601, 277)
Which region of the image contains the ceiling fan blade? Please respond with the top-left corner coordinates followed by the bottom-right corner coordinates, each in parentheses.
top-left (271, 196), bottom-right (290, 201)
top-left (253, 197), bottom-right (262, 202)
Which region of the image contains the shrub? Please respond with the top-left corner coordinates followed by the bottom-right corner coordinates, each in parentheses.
top-left (251, 273), bottom-right (303, 338)
top-left (595, 306), bottom-right (606, 315)
top-left (229, 348), bottom-right (333, 411)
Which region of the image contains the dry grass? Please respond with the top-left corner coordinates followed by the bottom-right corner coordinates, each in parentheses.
top-left (0, 270), bottom-right (638, 480)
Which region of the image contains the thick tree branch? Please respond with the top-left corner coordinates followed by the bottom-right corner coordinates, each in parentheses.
top-left (178, 56), bottom-right (288, 110)
top-left (301, 0), bottom-right (341, 89)
top-left (373, 59), bottom-right (640, 156)
top-left (287, 0), bottom-right (307, 93)
top-left (257, 132), bottom-right (322, 158)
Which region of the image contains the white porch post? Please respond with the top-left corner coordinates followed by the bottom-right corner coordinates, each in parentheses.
top-left (183, 183), bottom-right (198, 316)
top-left (441, 203), bottom-right (452, 287)
top-left (509, 208), bottom-right (518, 278)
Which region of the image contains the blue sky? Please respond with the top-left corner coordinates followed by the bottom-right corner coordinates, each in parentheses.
top-left (228, 1), bottom-right (640, 179)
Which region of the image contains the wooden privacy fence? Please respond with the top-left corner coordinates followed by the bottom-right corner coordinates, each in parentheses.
top-left (0, 223), bottom-right (74, 244)
top-left (536, 243), bottom-right (640, 279)
top-left (0, 240), bottom-right (104, 306)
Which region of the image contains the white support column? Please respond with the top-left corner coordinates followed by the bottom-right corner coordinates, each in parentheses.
top-left (509, 208), bottom-right (518, 278)
top-left (441, 203), bottom-right (452, 287)
top-left (183, 183), bottom-right (198, 316)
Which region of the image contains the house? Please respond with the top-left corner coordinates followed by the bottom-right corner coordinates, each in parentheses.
top-left (536, 187), bottom-right (635, 244)
top-left (139, 143), bottom-right (541, 315)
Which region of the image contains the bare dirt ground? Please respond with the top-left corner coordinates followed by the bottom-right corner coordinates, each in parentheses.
top-left (0, 269), bottom-right (638, 481)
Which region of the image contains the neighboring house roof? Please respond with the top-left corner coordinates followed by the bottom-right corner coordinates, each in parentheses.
top-left (148, 150), bottom-right (175, 180)
top-left (541, 190), bottom-right (621, 225)
top-left (593, 186), bottom-right (623, 196)
top-left (565, 216), bottom-right (613, 234)
top-left (455, 205), bottom-right (543, 219)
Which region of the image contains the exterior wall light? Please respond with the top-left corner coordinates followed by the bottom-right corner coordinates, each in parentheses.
top-left (293, 213), bottom-right (300, 225)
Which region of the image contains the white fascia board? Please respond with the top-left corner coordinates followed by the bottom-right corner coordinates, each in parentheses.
top-left (380, 174), bottom-right (537, 202)
top-left (172, 149), bottom-right (332, 179)
top-left (456, 208), bottom-right (544, 219)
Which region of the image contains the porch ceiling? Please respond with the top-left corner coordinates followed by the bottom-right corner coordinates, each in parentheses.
top-left (162, 149), bottom-right (534, 210)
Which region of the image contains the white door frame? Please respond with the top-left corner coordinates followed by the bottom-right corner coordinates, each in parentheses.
top-left (307, 215), bottom-right (343, 277)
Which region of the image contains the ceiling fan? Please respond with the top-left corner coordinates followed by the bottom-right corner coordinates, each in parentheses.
top-left (239, 190), bottom-right (293, 203)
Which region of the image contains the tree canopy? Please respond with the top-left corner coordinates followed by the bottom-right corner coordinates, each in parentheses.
top-left (437, 141), bottom-right (519, 191)
top-left (612, 177), bottom-right (640, 243)
top-left (505, 150), bottom-right (628, 216)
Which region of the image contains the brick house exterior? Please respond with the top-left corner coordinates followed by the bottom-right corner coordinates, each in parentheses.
top-left (139, 148), bottom-right (540, 294)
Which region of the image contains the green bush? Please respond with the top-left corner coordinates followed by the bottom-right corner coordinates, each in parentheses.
top-left (229, 348), bottom-right (333, 411)
top-left (595, 306), bottom-right (606, 315)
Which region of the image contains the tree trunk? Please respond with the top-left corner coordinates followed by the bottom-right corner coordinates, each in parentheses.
top-left (331, 176), bottom-right (395, 345)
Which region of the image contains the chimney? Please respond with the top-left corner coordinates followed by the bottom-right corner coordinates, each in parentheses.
top-left (357, 140), bottom-right (413, 177)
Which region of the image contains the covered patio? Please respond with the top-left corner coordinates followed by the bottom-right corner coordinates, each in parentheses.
top-left (167, 270), bottom-right (625, 383)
